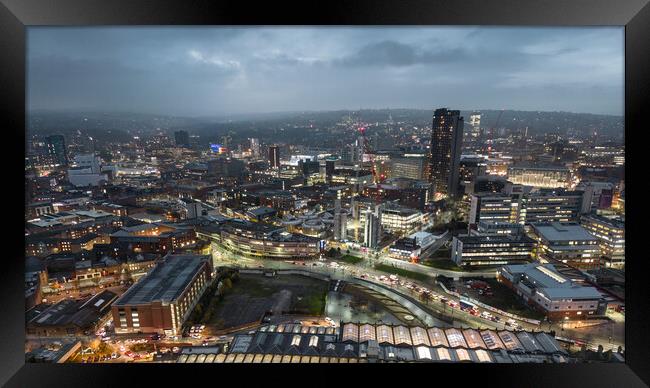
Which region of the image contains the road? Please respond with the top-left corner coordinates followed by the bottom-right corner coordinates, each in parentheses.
top-left (210, 243), bottom-right (624, 352)
top-left (36, 240), bottom-right (621, 363)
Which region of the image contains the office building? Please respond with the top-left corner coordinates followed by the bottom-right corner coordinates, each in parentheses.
top-left (580, 214), bottom-right (625, 268)
top-left (522, 189), bottom-right (587, 223)
top-left (451, 234), bottom-right (536, 267)
top-left (379, 206), bottom-right (424, 235)
top-left (469, 190), bottom-right (586, 226)
top-left (269, 145), bottom-right (280, 169)
top-left (391, 156), bottom-right (426, 180)
top-left (45, 135), bottom-right (68, 166)
top-left (576, 181), bottom-right (615, 210)
top-left (207, 157), bottom-right (245, 178)
top-left (473, 175), bottom-right (508, 194)
top-left (497, 263), bottom-right (606, 320)
top-left (530, 222), bottom-right (601, 269)
top-left (474, 221), bottom-right (524, 236)
top-left (174, 130), bottom-right (190, 148)
top-left (112, 254), bottom-right (213, 335)
top-left (427, 108), bottom-right (464, 197)
top-left (325, 158), bottom-right (337, 182)
top-left (469, 193), bottom-right (520, 225)
top-left (459, 155), bottom-right (487, 193)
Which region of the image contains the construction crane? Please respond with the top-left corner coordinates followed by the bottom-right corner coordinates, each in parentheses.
top-left (357, 123), bottom-right (385, 203)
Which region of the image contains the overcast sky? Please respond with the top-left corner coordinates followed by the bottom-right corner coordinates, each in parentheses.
top-left (27, 27), bottom-right (624, 117)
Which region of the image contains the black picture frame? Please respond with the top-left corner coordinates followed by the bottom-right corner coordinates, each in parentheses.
top-left (1, 0), bottom-right (648, 386)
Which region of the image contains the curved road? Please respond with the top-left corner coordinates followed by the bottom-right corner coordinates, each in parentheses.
top-left (210, 243), bottom-right (624, 352)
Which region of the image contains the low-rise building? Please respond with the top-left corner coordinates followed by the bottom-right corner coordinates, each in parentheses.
top-left (26, 290), bottom-right (118, 336)
top-left (388, 237), bottom-right (421, 262)
top-left (25, 341), bottom-right (82, 363)
top-left (109, 223), bottom-right (196, 254)
top-left (530, 222), bottom-right (601, 269)
top-left (497, 263), bottom-right (606, 320)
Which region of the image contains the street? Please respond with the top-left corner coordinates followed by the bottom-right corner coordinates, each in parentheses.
top-left (210, 242), bottom-right (624, 352)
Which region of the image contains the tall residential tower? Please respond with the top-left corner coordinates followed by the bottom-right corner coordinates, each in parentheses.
top-left (427, 108), bottom-right (464, 197)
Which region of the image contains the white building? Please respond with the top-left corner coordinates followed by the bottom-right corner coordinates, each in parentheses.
top-left (364, 206), bottom-right (381, 249)
top-left (67, 154), bottom-right (108, 187)
top-left (333, 199), bottom-right (348, 241)
top-left (497, 263), bottom-right (606, 320)
top-left (408, 231), bottom-right (437, 250)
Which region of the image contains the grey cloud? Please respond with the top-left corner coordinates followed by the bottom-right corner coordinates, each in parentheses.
top-left (27, 27), bottom-right (624, 116)
top-left (336, 40), bottom-right (470, 67)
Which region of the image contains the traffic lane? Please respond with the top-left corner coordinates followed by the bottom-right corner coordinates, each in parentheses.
top-left (214, 252), bottom-right (511, 330)
top-left (210, 245), bottom-right (623, 349)
top-left (215, 251), bottom-right (535, 332)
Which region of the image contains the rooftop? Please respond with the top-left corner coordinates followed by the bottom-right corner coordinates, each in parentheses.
top-left (113, 254), bottom-right (209, 306)
top-left (502, 263), bottom-right (602, 300)
top-left (218, 323), bottom-right (568, 363)
top-left (28, 290), bottom-right (118, 328)
top-left (531, 222), bottom-right (598, 242)
top-left (456, 234), bottom-right (536, 245)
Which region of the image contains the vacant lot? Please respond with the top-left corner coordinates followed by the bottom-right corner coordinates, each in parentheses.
top-left (207, 274), bottom-right (328, 329)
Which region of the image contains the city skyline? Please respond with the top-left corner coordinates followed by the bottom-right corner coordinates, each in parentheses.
top-left (27, 27), bottom-right (624, 117)
top-left (24, 27), bottom-right (626, 367)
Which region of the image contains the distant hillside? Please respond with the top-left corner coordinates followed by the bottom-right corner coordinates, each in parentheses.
top-left (27, 108), bottom-right (623, 145)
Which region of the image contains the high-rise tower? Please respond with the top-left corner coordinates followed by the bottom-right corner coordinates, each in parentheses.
top-left (269, 145), bottom-right (280, 168)
top-left (427, 108), bottom-right (464, 197)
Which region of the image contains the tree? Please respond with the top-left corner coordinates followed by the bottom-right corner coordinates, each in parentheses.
top-left (604, 349), bottom-right (613, 361)
top-left (97, 342), bottom-right (112, 356)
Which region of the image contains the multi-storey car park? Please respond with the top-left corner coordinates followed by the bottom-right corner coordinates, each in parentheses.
top-left (112, 254), bottom-right (213, 336)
